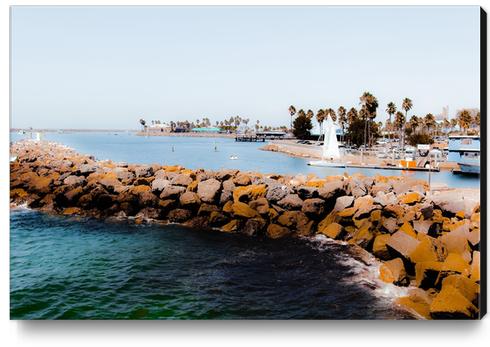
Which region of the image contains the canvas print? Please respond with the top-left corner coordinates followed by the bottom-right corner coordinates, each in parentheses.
top-left (10, 6), bottom-right (485, 320)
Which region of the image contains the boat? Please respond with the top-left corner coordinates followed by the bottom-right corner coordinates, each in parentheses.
top-left (230, 155), bottom-right (237, 160)
top-left (18, 130), bottom-right (25, 135)
top-left (447, 135), bottom-right (480, 175)
top-left (457, 162), bottom-right (480, 174)
top-left (307, 115), bottom-right (346, 168)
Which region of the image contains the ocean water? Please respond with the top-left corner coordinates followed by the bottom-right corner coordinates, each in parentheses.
top-left (10, 209), bottom-right (413, 320)
top-left (9, 132), bottom-right (480, 320)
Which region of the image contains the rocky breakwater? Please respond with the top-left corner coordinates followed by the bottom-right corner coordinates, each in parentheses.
top-left (10, 139), bottom-right (482, 319)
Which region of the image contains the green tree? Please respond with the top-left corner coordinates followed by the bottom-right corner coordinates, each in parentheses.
top-left (292, 113), bottom-right (313, 139)
top-left (316, 109), bottom-right (325, 136)
top-left (346, 117), bottom-right (380, 148)
top-left (360, 92), bottom-right (378, 148)
top-left (394, 111), bottom-right (406, 151)
top-left (457, 110), bottom-right (473, 135)
top-left (386, 102), bottom-right (397, 140)
top-left (288, 105), bottom-right (297, 130)
top-left (423, 113), bottom-right (435, 135)
top-left (337, 106), bottom-right (347, 143)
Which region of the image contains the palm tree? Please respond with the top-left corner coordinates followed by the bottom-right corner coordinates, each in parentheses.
top-left (394, 111), bottom-right (406, 151)
top-left (457, 110), bottom-right (473, 135)
top-left (424, 113), bottom-right (435, 135)
top-left (386, 102), bottom-right (396, 140)
top-left (316, 109), bottom-right (325, 136)
top-left (409, 115), bottom-right (419, 134)
top-left (443, 119), bottom-right (450, 134)
top-left (307, 109), bottom-right (314, 120)
top-left (289, 105), bottom-right (296, 130)
top-left (360, 92), bottom-right (378, 148)
top-left (337, 106), bottom-right (347, 143)
top-left (346, 107), bottom-right (358, 147)
top-left (359, 106), bottom-right (368, 148)
top-left (450, 118), bottom-right (457, 133)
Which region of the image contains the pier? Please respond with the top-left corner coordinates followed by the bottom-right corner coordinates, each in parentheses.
top-left (346, 164), bottom-right (440, 172)
top-left (235, 135), bottom-right (265, 142)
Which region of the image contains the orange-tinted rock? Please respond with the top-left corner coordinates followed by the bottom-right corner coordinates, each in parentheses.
top-left (266, 223), bottom-right (291, 239)
top-left (436, 253), bottom-right (472, 286)
top-left (441, 274), bottom-right (479, 306)
top-left (380, 258), bottom-right (406, 284)
top-left (370, 210), bottom-right (382, 222)
top-left (232, 172), bottom-right (252, 186)
top-left (393, 295), bottom-right (431, 320)
top-left (221, 219), bottom-right (242, 233)
top-left (338, 207), bottom-right (356, 218)
top-left (372, 234), bottom-right (392, 260)
top-left (165, 165), bottom-right (184, 174)
top-left (353, 195), bottom-right (374, 210)
top-left (398, 192), bottom-right (423, 205)
top-left (470, 251), bottom-right (480, 282)
top-left (398, 222), bottom-right (416, 238)
top-left (307, 180), bottom-right (326, 188)
top-left (249, 197), bottom-right (269, 215)
top-left (430, 285), bottom-right (478, 319)
top-left (233, 184), bottom-right (267, 203)
top-left (383, 204), bottom-right (405, 219)
top-left (63, 207), bottom-right (83, 215)
top-left (277, 210), bottom-right (309, 229)
top-left (319, 222), bottom-right (344, 240)
top-left (230, 202), bottom-right (259, 219)
top-left (409, 238), bottom-right (440, 264)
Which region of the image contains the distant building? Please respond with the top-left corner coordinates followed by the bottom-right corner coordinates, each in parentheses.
top-left (435, 105), bottom-right (449, 122)
top-left (191, 127), bottom-right (222, 134)
top-left (148, 123), bottom-right (172, 133)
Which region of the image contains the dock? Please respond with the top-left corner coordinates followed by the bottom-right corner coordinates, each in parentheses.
top-left (346, 164), bottom-right (440, 172)
top-left (235, 135), bottom-right (265, 142)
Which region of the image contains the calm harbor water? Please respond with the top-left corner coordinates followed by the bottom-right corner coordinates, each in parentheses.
top-left (9, 132), bottom-right (480, 320)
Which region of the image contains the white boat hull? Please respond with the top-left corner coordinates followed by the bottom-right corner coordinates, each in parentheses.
top-left (457, 162), bottom-right (480, 174)
top-left (307, 160), bottom-right (346, 168)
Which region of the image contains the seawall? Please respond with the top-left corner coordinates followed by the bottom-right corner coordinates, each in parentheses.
top-left (10, 138), bottom-right (482, 319)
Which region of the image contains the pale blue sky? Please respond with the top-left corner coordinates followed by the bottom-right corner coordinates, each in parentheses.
top-left (10, 5), bottom-right (481, 130)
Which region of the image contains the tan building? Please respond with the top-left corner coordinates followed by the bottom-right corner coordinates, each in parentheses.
top-left (148, 123), bottom-right (172, 133)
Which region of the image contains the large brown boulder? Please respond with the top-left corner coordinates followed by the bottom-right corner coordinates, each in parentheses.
top-left (379, 258), bottom-right (408, 285)
top-left (332, 196), bottom-right (354, 212)
top-left (219, 180), bottom-right (235, 205)
top-left (317, 180), bottom-right (345, 200)
top-left (277, 210), bottom-right (309, 230)
top-left (64, 175), bottom-right (86, 189)
top-left (168, 209), bottom-right (193, 223)
top-left (386, 230), bottom-right (421, 274)
top-left (159, 185), bottom-right (186, 200)
top-left (266, 223), bottom-right (291, 239)
top-left (276, 194), bottom-right (303, 210)
top-left (230, 202), bottom-right (259, 219)
top-left (301, 198), bottom-right (325, 219)
top-left (233, 184), bottom-right (267, 203)
top-left (151, 178), bottom-right (171, 195)
top-left (179, 191), bottom-right (201, 210)
top-left (197, 178), bottom-right (222, 204)
top-left (171, 174), bottom-right (194, 187)
top-left (265, 183), bottom-right (292, 203)
top-left (243, 218), bottom-right (267, 237)
top-left (430, 285), bottom-right (478, 319)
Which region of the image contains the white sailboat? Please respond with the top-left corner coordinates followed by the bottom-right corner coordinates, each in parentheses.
top-left (307, 115), bottom-right (346, 168)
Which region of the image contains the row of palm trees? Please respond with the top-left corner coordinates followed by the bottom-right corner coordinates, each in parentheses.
top-left (289, 95), bottom-right (480, 151)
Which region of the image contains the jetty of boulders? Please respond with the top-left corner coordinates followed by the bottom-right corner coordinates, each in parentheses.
top-left (10, 138), bottom-right (482, 320)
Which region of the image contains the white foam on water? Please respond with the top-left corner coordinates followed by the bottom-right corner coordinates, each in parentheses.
top-left (305, 234), bottom-right (410, 304)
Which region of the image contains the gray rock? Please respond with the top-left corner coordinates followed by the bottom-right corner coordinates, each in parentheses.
top-left (80, 163), bottom-right (99, 175)
top-left (380, 217), bottom-right (399, 234)
top-left (318, 180), bottom-right (345, 200)
top-left (197, 169), bottom-right (215, 182)
top-left (159, 185), bottom-right (186, 200)
top-left (198, 178), bottom-right (222, 204)
top-left (100, 178), bottom-right (122, 193)
top-left (219, 180), bottom-right (236, 205)
top-left (348, 176), bottom-right (367, 198)
top-left (301, 198), bottom-right (325, 219)
top-left (371, 182), bottom-right (393, 196)
top-left (170, 174), bottom-right (193, 187)
top-left (151, 178), bottom-right (171, 195)
top-left (277, 194), bottom-right (303, 210)
top-left (135, 164), bottom-right (154, 178)
top-left (64, 175), bottom-right (86, 188)
top-left (117, 171), bottom-right (135, 182)
top-left (266, 183), bottom-right (291, 203)
top-left (113, 162), bottom-right (128, 167)
top-left (297, 186), bottom-right (319, 200)
top-left (333, 195), bottom-right (354, 212)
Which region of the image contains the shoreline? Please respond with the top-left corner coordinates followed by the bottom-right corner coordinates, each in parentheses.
top-left (10, 138), bottom-right (482, 320)
top-left (260, 141), bottom-right (461, 171)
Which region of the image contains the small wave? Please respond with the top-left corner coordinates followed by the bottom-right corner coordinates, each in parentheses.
top-left (304, 234), bottom-right (410, 305)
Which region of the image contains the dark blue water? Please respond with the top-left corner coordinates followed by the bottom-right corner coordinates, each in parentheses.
top-left (10, 132), bottom-right (480, 189)
top-left (10, 209), bottom-right (410, 320)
